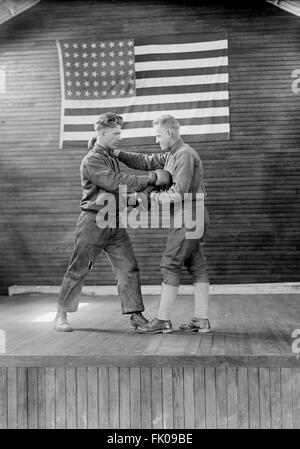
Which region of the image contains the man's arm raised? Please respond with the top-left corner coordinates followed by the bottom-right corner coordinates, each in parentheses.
top-left (84, 154), bottom-right (157, 193)
top-left (87, 135), bottom-right (167, 170)
top-left (114, 149), bottom-right (167, 171)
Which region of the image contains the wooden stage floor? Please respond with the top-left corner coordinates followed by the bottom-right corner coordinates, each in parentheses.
top-left (0, 293), bottom-right (299, 429)
top-left (0, 293), bottom-right (298, 359)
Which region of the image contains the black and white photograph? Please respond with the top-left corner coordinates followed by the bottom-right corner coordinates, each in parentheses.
top-left (0, 0), bottom-right (299, 435)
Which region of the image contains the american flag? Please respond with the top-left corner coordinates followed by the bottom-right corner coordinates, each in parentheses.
top-left (57, 33), bottom-right (229, 148)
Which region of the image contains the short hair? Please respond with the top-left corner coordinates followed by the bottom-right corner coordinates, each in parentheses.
top-left (152, 114), bottom-right (180, 132)
top-left (94, 112), bottom-right (123, 131)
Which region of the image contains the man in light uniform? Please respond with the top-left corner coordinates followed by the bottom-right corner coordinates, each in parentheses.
top-left (113, 114), bottom-right (211, 334)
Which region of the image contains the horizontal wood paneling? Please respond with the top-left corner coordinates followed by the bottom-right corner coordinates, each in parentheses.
top-left (0, 0), bottom-right (300, 293)
top-left (0, 364), bottom-right (299, 428)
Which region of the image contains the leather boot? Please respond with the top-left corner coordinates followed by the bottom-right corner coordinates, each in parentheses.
top-left (136, 317), bottom-right (172, 334)
top-left (130, 312), bottom-right (148, 329)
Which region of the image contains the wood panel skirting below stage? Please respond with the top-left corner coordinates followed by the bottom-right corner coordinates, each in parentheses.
top-left (0, 360), bottom-right (299, 429)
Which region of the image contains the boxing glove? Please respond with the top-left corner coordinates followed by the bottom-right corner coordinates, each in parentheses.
top-left (147, 169), bottom-right (172, 190)
top-left (153, 169), bottom-right (173, 190)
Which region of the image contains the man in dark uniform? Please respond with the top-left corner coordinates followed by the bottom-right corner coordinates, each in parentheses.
top-left (54, 112), bottom-right (170, 332)
top-left (113, 114), bottom-right (211, 334)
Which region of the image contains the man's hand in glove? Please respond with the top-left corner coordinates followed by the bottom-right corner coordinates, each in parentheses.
top-left (147, 169), bottom-right (173, 190)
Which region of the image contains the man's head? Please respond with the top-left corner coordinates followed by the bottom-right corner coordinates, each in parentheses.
top-left (94, 112), bottom-right (123, 151)
top-left (153, 114), bottom-right (181, 151)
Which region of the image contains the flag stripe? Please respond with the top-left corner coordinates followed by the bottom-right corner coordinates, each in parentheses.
top-left (135, 56), bottom-right (228, 72)
top-left (64, 132), bottom-right (229, 147)
top-left (64, 91), bottom-right (229, 109)
top-left (64, 107), bottom-right (229, 124)
top-left (63, 123), bottom-right (230, 140)
top-left (65, 116), bottom-right (229, 132)
top-left (135, 48), bottom-right (226, 62)
top-left (135, 65), bottom-right (229, 79)
top-left (136, 73), bottom-right (228, 88)
top-left (135, 40), bottom-right (227, 55)
top-left (136, 82), bottom-right (228, 97)
top-left (65, 99), bottom-right (229, 116)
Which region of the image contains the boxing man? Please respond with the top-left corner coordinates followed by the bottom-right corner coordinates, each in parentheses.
top-left (113, 114), bottom-right (211, 334)
top-left (54, 112), bottom-right (172, 332)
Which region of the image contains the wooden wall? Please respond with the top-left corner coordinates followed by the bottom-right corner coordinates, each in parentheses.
top-left (1, 0), bottom-right (300, 294)
top-left (0, 360), bottom-right (299, 428)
